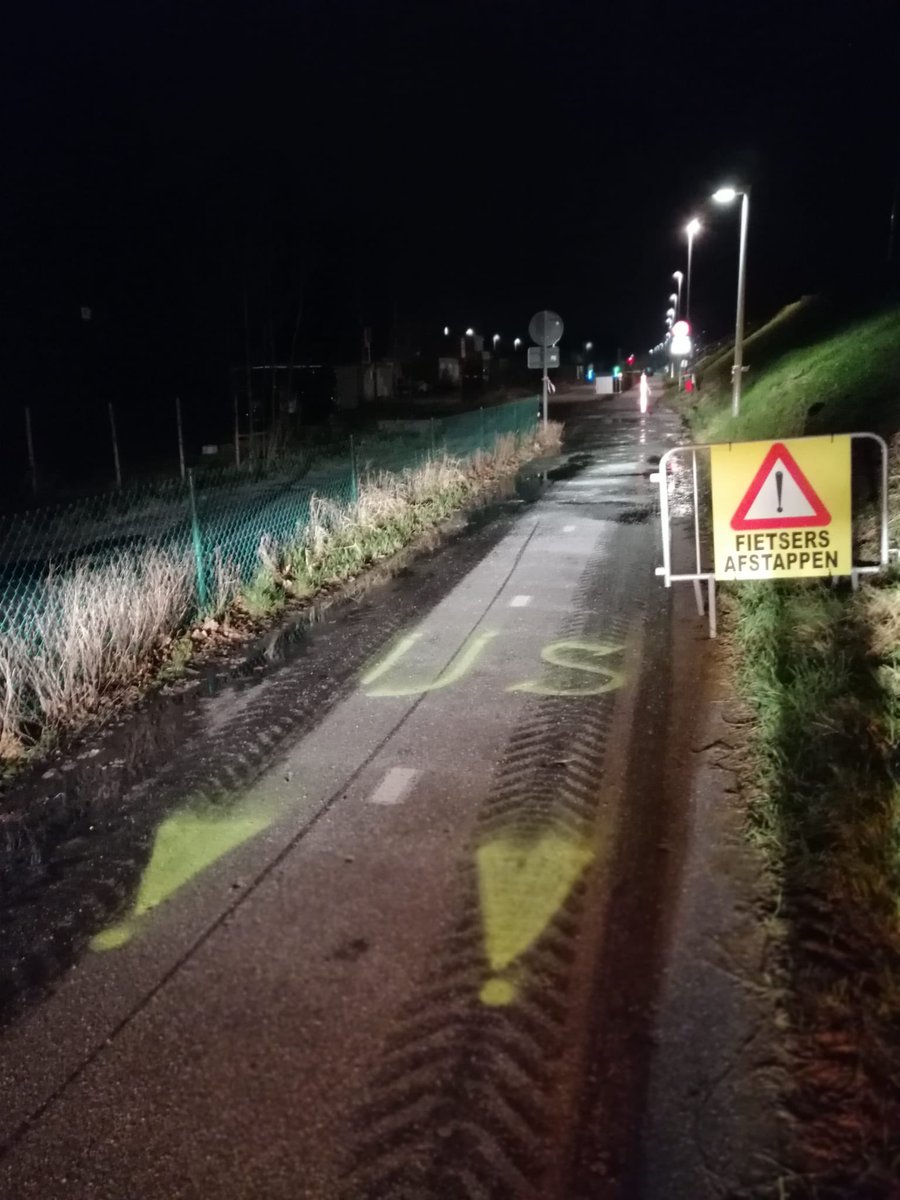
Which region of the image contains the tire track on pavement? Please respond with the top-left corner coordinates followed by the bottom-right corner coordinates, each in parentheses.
top-left (341, 550), bottom-right (636, 1199)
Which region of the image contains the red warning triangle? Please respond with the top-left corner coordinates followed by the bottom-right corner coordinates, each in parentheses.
top-left (731, 442), bottom-right (831, 531)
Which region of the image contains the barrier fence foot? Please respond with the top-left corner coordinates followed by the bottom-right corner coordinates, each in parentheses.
top-left (692, 578), bottom-right (705, 616)
top-left (707, 577), bottom-right (718, 639)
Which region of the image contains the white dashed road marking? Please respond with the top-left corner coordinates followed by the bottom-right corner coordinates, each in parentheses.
top-left (509, 595), bottom-right (532, 608)
top-left (563, 524), bottom-right (576, 532)
top-left (368, 767), bottom-right (419, 806)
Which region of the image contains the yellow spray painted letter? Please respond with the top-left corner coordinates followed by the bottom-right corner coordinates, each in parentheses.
top-left (509, 639), bottom-right (625, 697)
top-left (362, 630), bottom-right (498, 697)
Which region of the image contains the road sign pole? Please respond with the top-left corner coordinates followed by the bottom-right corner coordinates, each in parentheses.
top-left (527, 311), bottom-right (563, 431)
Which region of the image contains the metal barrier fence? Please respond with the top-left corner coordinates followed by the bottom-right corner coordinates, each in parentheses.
top-left (652, 433), bottom-right (890, 638)
top-left (0, 398), bottom-right (539, 640)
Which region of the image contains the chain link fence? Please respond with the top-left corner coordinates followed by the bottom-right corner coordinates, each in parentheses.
top-left (0, 399), bottom-right (540, 643)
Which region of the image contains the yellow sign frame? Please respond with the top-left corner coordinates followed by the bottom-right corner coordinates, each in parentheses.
top-left (711, 435), bottom-right (852, 580)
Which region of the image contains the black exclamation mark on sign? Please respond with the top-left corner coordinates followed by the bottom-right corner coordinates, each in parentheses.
top-left (775, 469), bottom-right (784, 513)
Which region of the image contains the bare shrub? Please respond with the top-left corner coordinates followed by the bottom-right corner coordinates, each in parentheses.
top-left (1, 548), bottom-right (192, 747)
top-left (0, 641), bottom-right (26, 758)
top-left (209, 548), bottom-right (243, 615)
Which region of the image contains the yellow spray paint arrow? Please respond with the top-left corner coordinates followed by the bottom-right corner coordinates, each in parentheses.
top-left (91, 803), bottom-right (276, 951)
top-left (477, 831), bottom-right (594, 1006)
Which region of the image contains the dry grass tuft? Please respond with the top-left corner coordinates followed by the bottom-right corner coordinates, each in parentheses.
top-left (856, 584), bottom-right (900, 660)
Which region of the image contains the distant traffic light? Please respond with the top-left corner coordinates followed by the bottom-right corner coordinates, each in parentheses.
top-left (626, 354), bottom-right (635, 365)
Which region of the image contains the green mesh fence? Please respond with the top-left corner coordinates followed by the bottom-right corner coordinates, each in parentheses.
top-left (0, 398), bottom-right (539, 640)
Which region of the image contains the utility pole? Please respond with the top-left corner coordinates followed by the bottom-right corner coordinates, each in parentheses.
top-left (888, 168), bottom-right (898, 267)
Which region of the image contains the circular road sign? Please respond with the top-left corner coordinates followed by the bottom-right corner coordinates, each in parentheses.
top-left (528, 310), bottom-right (564, 347)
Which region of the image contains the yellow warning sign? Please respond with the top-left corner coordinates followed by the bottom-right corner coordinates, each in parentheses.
top-left (711, 435), bottom-right (852, 580)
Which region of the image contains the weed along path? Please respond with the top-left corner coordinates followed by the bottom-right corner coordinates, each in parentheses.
top-left (0, 383), bottom-right (778, 1197)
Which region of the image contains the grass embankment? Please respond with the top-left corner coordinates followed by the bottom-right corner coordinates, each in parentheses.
top-left (687, 298), bottom-right (900, 1193)
top-left (687, 298), bottom-right (900, 445)
top-left (0, 426), bottom-right (560, 766)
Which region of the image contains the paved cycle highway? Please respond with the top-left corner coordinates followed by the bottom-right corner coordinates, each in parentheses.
top-left (0, 381), bottom-right (720, 1199)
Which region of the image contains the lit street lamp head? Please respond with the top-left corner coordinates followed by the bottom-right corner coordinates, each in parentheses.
top-left (672, 270), bottom-right (683, 282)
top-left (666, 307), bottom-right (675, 318)
top-left (465, 327), bottom-right (475, 337)
top-left (712, 187), bottom-right (738, 204)
top-left (669, 293), bottom-right (678, 303)
top-left (686, 217), bottom-right (701, 236)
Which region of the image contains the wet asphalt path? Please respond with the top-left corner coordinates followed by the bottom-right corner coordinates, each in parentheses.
top-left (0, 382), bottom-right (699, 1198)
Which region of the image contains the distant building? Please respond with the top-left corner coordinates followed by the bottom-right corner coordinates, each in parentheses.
top-left (334, 362), bottom-right (397, 410)
top-left (231, 363), bottom-right (336, 450)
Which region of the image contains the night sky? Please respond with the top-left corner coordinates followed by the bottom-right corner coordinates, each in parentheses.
top-left (1, 0), bottom-right (898, 488)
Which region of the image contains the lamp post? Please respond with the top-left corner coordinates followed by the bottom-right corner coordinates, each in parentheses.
top-left (685, 218), bottom-right (701, 323)
top-left (712, 186), bottom-right (750, 417)
top-left (672, 270), bottom-right (683, 318)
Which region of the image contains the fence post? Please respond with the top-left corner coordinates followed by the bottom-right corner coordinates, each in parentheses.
top-left (349, 434), bottom-right (359, 504)
top-left (24, 406), bottom-right (38, 496)
top-left (430, 418), bottom-right (436, 457)
top-left (187, 469), bottom-right (209, 609)
top-left (176, 396), bottom-right (186, 481)
top-left (108, 401), bottom-right (122, 490)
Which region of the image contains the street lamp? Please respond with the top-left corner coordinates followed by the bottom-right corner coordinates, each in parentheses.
top-left (672, 270), bottom-right (683, 318)
top-left (685, 217), bottom-right (701, 323)
top-left (712, 185), bottom-right (750, 417)
top-left (492, 333), bottom-right (500, 349)
top-left (585, 340), bottom-right (593, 351)
top-left (666, 307), bottom-right (675, 319)
top-left (513, 337), bottom-right (522, 349)
top-left (443, 326), bottom-right (450, 336)
top-left (465, 327), bottom-right (475, 337)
